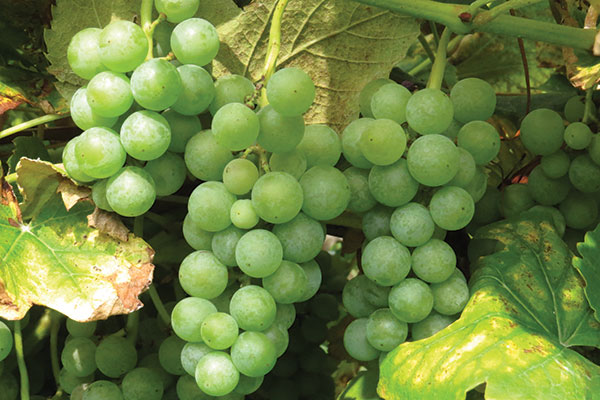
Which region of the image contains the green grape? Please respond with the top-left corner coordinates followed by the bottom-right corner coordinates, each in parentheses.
top-left (156, 0), bottom-right (199, 23)
top-left (67, 28), bottom-right (107, 79)
top-left (138, 353), bottom-right (174, 389)
top-left (209, 74), bottom-right (255, 115)
top-left (295, 124), bottom-right (341, 167)
top-left (344, 167), bottom-right (376, 213)
top-left (429, 186), bottom-right (475, 231)
top-left (82, 380), bottom-right (123, 400)
top-left (122, 368), bottom-right (163, 400)
top-left (589, 134), bottom-right (600, 165)
top-left (262, 322), bottom-right (289, 357)
top-left (58, 369), bottom-right (93, 394)
top-left (407, 134), bottom-right (460, 187)
top-left (442, 119), bottom-right (462, 140)
top-left (181, 342), bottom-right (213, 376)
top-left (519, 108), bottom-right (564, 155)
top-left (390, 202), bottom-right (434, 247)
top-left (185, 130), bottom-right (234, 181)
top-left (70, 87), bottom-right (117, 130)
top-left (188, 181), bottom-right (236, 232)
top-left (564, 122), bottom-right (592, 150)
top-left (529, 205), bottom-right (566, 237)
top-left (389, 278), bottom-right (434, 323)
top-left (106, 166), bottom-right (156, 217)
top-left (95, 336), bottom-right (137, 378)
top-left (559, 191), bottom-right (598, 229)
top-left (446, 147), bottom-right (476, 188)
top-left (235, 229), bottom-right (283, 277)
top-left (410, 311), bottom-right (456, 340)
top-left (297, 259), bottom-right (322, 302)
top-left (120, 110), bottom-right (171, 161)
top-left (564, 95), bottom-right (585, 123)
top-left (86, 71), bottom-right (133, 117)
top-left (230, 199), bottom-right (259, 229)
top-left (235, 374), bottom-right (264, 395)
top-left (370, 82), bottom-right (412, 124)
top-left (75, 127), bottom-right (126, 179)
top-left (98, 20), bottom-right (146, 72)
top-left (266, 67), bottom-right (315, 116)
top-left (465, 166), bottom-right (487, 202)
top-left (472, 186), bottom-right (501, 226)
top-left (457, 121), bottom-right (500, 165)
top-left (342, 275), bottom-right (377, 318)
top-left (91, 179), bottom-right (113, 211)
top-left (201, 312), bottom-right (239, 350)
top-left (159, 336), bottom-right (187, 375)
top-left (362, 236), bottom-right (411, 286)
top-left (131, 58), bottom-right (183, 111)
top-left (171, 18), bottom-right (220, 66)
top-left (176, 375), bottom-right (212, 400)
top-left (411, 239), bottom-right (456, 283)
top-left (179, 250), bottom-right (228, 299)
top-left (569, 154), bottom-right (600, 193)
top-left (163, 110), bottom-right (202, 153)
top-left (0, 373), bottom-right (17, 400)
top-left (359, 78), bottom-right (394, 118)
top-left (362, 204), bottom-right (393, 241)
top-left (171, 296), bottom-right (217, 342)
top-left (257, 105), bottom-right (305, 153)
top-left (366, 308), bottom-right (408, 351)
top-left (230, 285), bottom-right (276, 331)
top-left (66, 320), bottom-right (96, 338)
top-left (341, 118), bottom-right (375, 169)
top-left (262, 260), bottom-right (308, 304)
top-left (272, 212), bottom-right (324, 263)
top-left (527, 165), bottom-right (571, 206)
top-left (182, 213), bottom-right (213, 250)
top-left (223, 158), bottom-right (259, 195)
top-left (143, 152), bottom-right (186, 196)
top-left (61, 337), bottom-right (96, 377)
top-left (359, 119), bottom-right (407, 166)
top-left (431, 269), bottom-right (470, 315)
top-left (212, 225), bottom-right (245, 266)
top-left (300, 165), bottom-right (351, 220)
top-left (251, 172), bottom-right (303, 224)
top-left (195, 351), bottom-right (239, 396)
top-left (172, 64), bottom-right (215, 115)
top-left (231, 331), bottom-right (277, 377)
top-left (363, 278), bottom-right (391, 308)
top-left (211, 103), bottom-right (259, 151)
top-left (368, 158), bottom-right (419, 207)
top-left (500, 183), bottom-right (534, 218)
top-left (274, 303), bottom-right (296, 329)
top-left (450, 77), bottom-right (496, 123)
top-left (540, 150), bottom-right (570, 178)
top-left (309, 293), bottom-right (339, 321)
top-left (270, 150), bottom-right (307, 179)
top-left (343, 318), bottom-right (380, 361)
top-left (406, 88), bottom-right (454, 135)
top-left (62, 137), bottom-right (95, 183)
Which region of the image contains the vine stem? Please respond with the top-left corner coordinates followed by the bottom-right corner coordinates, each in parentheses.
top-left (0, 114), bottom-right (68, 140)
top-left (49, 312), bottom-right (61, 394)
top-left (427, 27), bottom-right (452, 90)
top-left (141, 0), bottom-right (165, 60)
top-left (258, 0), bottom-right (289, 107)
top-left (148, 285), bottom-right (171, 326)
top-left (474, 0), bottom-right (545, 25)
top-left (14, 320), bottom-right (29, 400)
top-left (583, 88), bottom-right (597, 124)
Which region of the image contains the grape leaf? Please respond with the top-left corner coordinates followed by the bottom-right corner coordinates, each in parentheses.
top-left (7, 137), bottom-right (50, 174)
top-left (573, 224), bottom-right (600, 323)
top-left (0, 159), bottom-right (154, 322)
top-left (339, 369), bottom-right (381, 400)
top-left (213, 0), bottom-right (420, 130)
top-left (0, 82), bottom-right (30, 114)
top-left (379, 215), bottom-right (600, 400)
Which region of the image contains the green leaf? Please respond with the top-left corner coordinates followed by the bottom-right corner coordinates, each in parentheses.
top-left (213, 0), bottom-right (420, 130)
top-left (0, 159), bottom-right (154, 322)
top-left (7, 137), bottom-right (50, 174)
top-left (339, 368), bottom-right (381, 400)
top-left (573, 224), bottom-right (600, 323)
top-left (379, 215), bottom-right (600, 400)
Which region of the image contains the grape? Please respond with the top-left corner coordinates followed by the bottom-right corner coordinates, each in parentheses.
top-left (229, 285), bottom-right (276, 331)
top-left (176, 375), bottom-right (212, 400)
top-left (67, 28), bottom-right (107, 79)
top-left (406, 88), bottom-right (454, 135)
top-left (61, 337), bottom-right (97, 377)
top-left (172, 64), bottom-right (215, 115)
top-left (446, 147), bottom-right (476, 188)
top-left (185, 130), bottom-right (234, 181)
top-left (272, 212), bottom-right (324, 263)
top-left (442, 119), bottom-right (462, 140)
top-left (171, 297), bottom-right (216, 342)
top-left (344, 167), bottom-right (376, 213)
top-left (501, 183), bottom-right (534, 218)
top-left (568, 154), bottom-right (600, 193)
top-left (362, 204), bottom-right (393, 241)
top-left (163, 110), bottom-right (202, 153)
top-left (390, 202), bottom-right (434, 247)
top-left (519, 108), bottom-right (564, 155)
top-left (235, 374), bottom-right (264, 395)
top-left (212, 226), bottom-right (245, 267)
top-left (179, 251), bottom-right (228, 299)
top-left (221, 159), bottom-right (258, 196)
top-left (363, 278), bottom-right (391, 308)
top-left (95, 336), bottom-right (137, 378)
top-left (98, 20), bottom-right (146, 73)
top-left (590, 134), bottom-right (600, 165)
top-left (300, 165), bottom-right (351, 221)
top-left (472, 186), bottom-right (502, 226)
top-left (171, 18), bottom-right (220, 66)
top-left (62, 137), bottom-right (95, 183)
top-left (195, 352), bottom-right (239, 396)
top-left (91, 179), bottom-right (113, 211)
top-left (429, 186), bottom-right (475, 231)
top-left (159, 336), bottom-right (186, 375)
top-left (156, 0), bottom-right (199, 23)
top-left (343, 318), bottom-right (380, 361)
top-left (201, 312), bottom-right (239, 350)
top-left (267, 67), bottom-right (315, 116)
top-left (70, 87), bottom-right (117, 130)
top-left (564, 95), bottom-right (585, 122)
top-left (342, 275), bottom-right (377, 318)
top-left (410, 311), bottom-right (456, 340)
top-left (296, 124), bottom-right (341, 167)
top-left (559, 191), bottom-right (598, 229)
top-left (362, 236), bottom-right (411, 286)
top-left (450, 78), bottom-right (496, 123)
top-left (527, 165), bottom-right (571, 206)
top-left (66, 319), bottom-right (96, 338)
top-left (564, 122), bottom-right (592, 150)
top-left (430, 269), bottom-right (470, 315)
top-left (274, 303), bottom-right (297, 330)
top-left (407, 134), bottom-right (460, 187)
top-left (106, 167), bottom-right (156, 217)
top-left (370, 82), bottom-right (412, 124)
top-left (368, 158), bottom-right (419, 207)
top-left (143, 152), bottom-right (186, 196)
top-left (131, 59), bottom-right (183, 111)
top-left (181, 342), bottom-right (213, 376)
top-left (457, 121), bottom-right (500, 165)
top-left (388, 278), bottom-right (434, 323)
top-left (86, 71), bottom-right (133, 117)
top-left (411, 239), bottom-right (456, 283)
top-left (464, 168), bottom-right (487, 207)
top-left (75, 127), bottom-right (126, 179)
top-left (231, 331), bottom-right (277, 378)
top-left (0, 373), bottom-right (17, 400)
top-left (262, 260), bottom-right (308, 304)
top-left (209, 74), bottom-right (255, 115)
top-left (269, 150), bottom-right (307, 179)
top-left (341, 118), bottom-right (374, 169)
top-left (82, 380), bottom-right (123, 400)
top-left (235, 229), bottom-right (283, 277)
top-left (230, 199), bottom-right (259, 229)
top-left (359, 78), bottom-right (394, 118)
top-left (212, 103), bottom-right (259, 151)
top-left (188, 181), bottom-right (236, 232)
top-left (366, 309), bottom-right (408, 351)
top-left (58, 369), bottom-right (93, 394)
top-left (138, 353), bottom-right (174, 389)
top-left (359, 119), bottom-right (407, 166)
top-left (297, 259), bottom-right (322, 302)
top-left (529, 205), bottom-right (566, 236)
top-left (122, 368), bottom-right (164, 400)
top-left (251, 172), bottom-right (303, 224)
top-left (182, 213), bottom-right (213, 250)
top-left (120, 110), bottom-right (171, 160)
top-left (257, 105), bottom-right (305, 153)
top-left (540, 150), bottom-right (570, 178)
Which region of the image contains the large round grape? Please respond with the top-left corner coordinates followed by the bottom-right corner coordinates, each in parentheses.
top-left (182, 213), bottom-right (213, 250)
top-left (251, 172), bottom-right (303, 224)
top-left (342, 275), bottom-right (378, 318)
top-left (540, 150), bottom-right (570, 178)
top-left (230, 199), bottom-right (259, 229)
top-left (144, 152), bottom-right (187, 196)
top-left (266, 67), bottom-right (315, 116)
top-left (411, 239), bottom-right (456, 283)
top-left (131, 58), bottom-right (183, 111)
top-left (163, 110), bottom-right (202, 153)
top-left (67, 28), bottom-right (107, 80)
top-left (212, 225), bottom-right (244, 266)
top-left (411, 311), bottom-right (456, 341)
top-left (450, 78), bottom-right (496, 123)
top-left (341, 118), bottom-right (374, 169)
top-left (527, 165), bottom-right (571, 206)
top-left (359, 78), bottom-right (394, 118)
top-left (296, 124), bottom-right (342, 167)
top-left (82, 380), bottom-right (124, 400)
top-left (390, 202), bottom-right (435, 247)
top-left (120, 110), bottom-right (171, 161)
top-left (564, 122), bottom-right (592, 150)
top-left (185, 130), bottom-right (233, 181)
top-left (122, 368), bottom-right (164, 400)
top-left (212, 103), bottom-right (259, 151)
top-left (93, 178), bottom-right (114, 211)
top-left (343, 318), bottom-right (379, 361)
top-left (257, 105), bottom-right (305, 153)
top-left (519, 108), bottom-right (564, 155)
top-left (270, 150), bottom-right (307, 180)
top-left (406, 88), bottom-right (454, 135)
top-left (188, 181), bottom-right (236, 232)
top-left (61, 337), bottom-right (97, 377)
top-left (362, 205), bottom-right (393, 241)
top-left (156, 0), bottom-right (199, 23)
top-left (388, 278), bottom-right (434, 323)
top-left (172, 64), bottom-right (215, 115)
top-left (344, 167), bottom-right (377, 213)
top-left (366, 309), bottom-right (408, 351)
top-left (300, 166), bottom-right (351, 221)
top-left (272, 212), bottom-right (324, 263)
top-left (195, 352), bottom-right (239, 396)
top-left (407, 134), bottom-right (459, 187)
top-left (362, 236), bottom-right (411, 286)
top-left (86, 71), bottom-right (133, 118)
top-left (171, 296), bottom-right (217, 342)
top-left (95, 336), bottom-right (137, 378)
top-left (229, 285), bottom-right (277, 331)
top-left (235, 229), bottom-right (283, 278)
top-left (429, 186), bottom-right (474, 231)
top-left (231, 331), bottom-right (277, 377)
top-left (457, 121), bottom-right (500, 165)
top-left (70, 87), bottom-right (117, 130)
top-left (431, 270), bottom-right (470, 315)
top-left (209, 74), bottom-right (255, 115)
top-left (501, 183), bottom-right (534, 218)
top-left (368, 159), bottom-right (419, 207)
top-left (171, 18), bottom-right (220, 66)
top-left (359, 119), bottom-right (407, 166)
top-left (559, 191), bottom-right (598, 229)
top-left (179, 251), bottom-right (228, 299)
top-left (262, 260), bottom-right (308, 304)
top-left (106, 167), bottom-right (156, 217)
top-left (158, 336), bottom-right (186, 375)
top-left (446, 147), bottom-right (476, 188)
top-left (62, 137), bottom-right (95, 183)
top-left (75, 127), bottom-right (126, 179)
top-left (370, 82), bottom-right (412, 124)
top-left (201, 312), bottom-right (239, 350)
top-left (98, 20), bottom-right (147, 73)
top-left (568, 154), bottom-right (600, 193)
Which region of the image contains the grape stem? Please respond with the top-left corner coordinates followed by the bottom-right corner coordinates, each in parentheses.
top-left (242, 145), bottom-right (270, 173)
top-left (417, 34), bottom-right (436, 63)
top-left (148, 285), bottom-right (171, 326)
top-left (0, 114), bottom-right (68, 140)
top-left (583, 88), bottom-right (598, 124)
top-left (49, 312), bottom-right (62, 395)
top-left (140, 0), bottom-right (166, 60)
top-left (14, 320), bottom-right (29, 400)
top-left (427, 27), bottom-right (452, 90)
top-left (474, 0), bottom-right (545, 25)
top-left (408, 34), bottom-right (463, 77)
